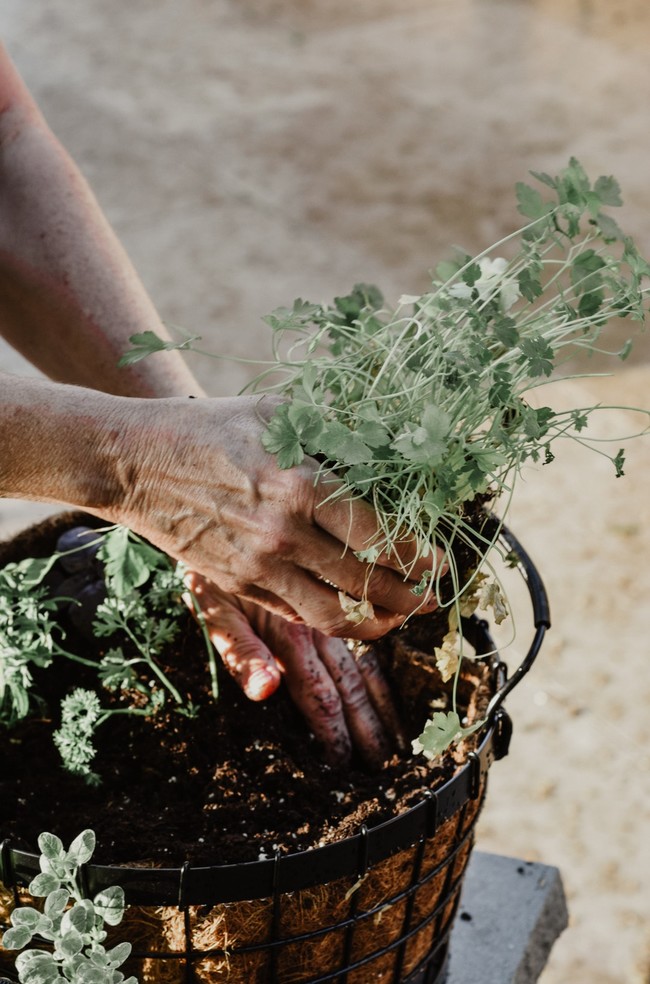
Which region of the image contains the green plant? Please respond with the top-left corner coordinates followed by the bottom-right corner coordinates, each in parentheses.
top-left (252, 163), bottom-right (647, 568)
top-left (3, 159), bottom-right (649, 776)
top-left (7, 157), bottom-right (645, 984)
top-left (121, 158), bottom-right (650, 755)
top-left (0, 558), bottom-right (65, 727)
top-left (1, 157), bottom-right (648, 984)
top-left (0, 830), bottom-right (136, 984)
top-left (0, 525), bottom-right (216, 784)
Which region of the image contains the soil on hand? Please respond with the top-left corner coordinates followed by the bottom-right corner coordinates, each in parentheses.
top-left (0, 514), bottom-right (492, 868)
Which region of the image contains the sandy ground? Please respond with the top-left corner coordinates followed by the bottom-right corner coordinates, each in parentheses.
top-left (1, 1), bottom-right (649, 980)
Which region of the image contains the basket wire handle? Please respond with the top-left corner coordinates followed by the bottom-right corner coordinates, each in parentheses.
top-left (484, 519), bottom-right (551, 722)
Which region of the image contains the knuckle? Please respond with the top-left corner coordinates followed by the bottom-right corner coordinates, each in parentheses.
top-left (367, 564), bottom-right (398, 600)
top-left (283, 622), bottom-right (312, 647)
top-left (313, 687), bottom-right (343, 723)
top-left (251, 516), bottom-right (296, 559)
top-left (267, 619), bottom-right (310, 654)
top-left (216, 570), bottom-right (250, 596)
top-left (265, 527), bottom-right (294, 557)
top-left (355, 647), bottom-right (382, 679)
top-left (281, 467), bottom-right (316, 513)
top-left (339, 673), bottom-right (369, 712)
top-left (317, 613), bottom-right (353, 638)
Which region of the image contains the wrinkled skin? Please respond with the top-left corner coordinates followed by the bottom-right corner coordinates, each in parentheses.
top-left (100, 392), bottom-right (440, 640)
top-left (0, 43), bottom-right (437, 765)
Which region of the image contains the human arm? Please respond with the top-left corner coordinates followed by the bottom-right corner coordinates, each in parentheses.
top-left (0, 374), bottom-right (411, 763)
top-left (0, 43), bottom-right (423, 761)
top-left (0, 41), bottom-right (198, 397)
top-left (0, 41), bottom-right (434, 628)
top-left (0, 378), bottom-right (434, 637)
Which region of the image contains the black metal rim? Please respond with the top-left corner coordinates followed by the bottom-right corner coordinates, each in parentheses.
top-left (0, 520), bottom-right (548, 908)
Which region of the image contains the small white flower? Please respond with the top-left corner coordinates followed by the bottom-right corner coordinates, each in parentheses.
top-left (434, 631), bottom-right (460, 682)
top-left (412, 736), bottom-right (424, 755)
top-left (477, 579), bottom-right (509, 624)
top-left (476, 257), bottom-right (521, 311)
top-left (354, 545), bottom-right (382, 564)
top-left (338, 591), bottom-right (375, 624)
top-left (449, 256), bottom-right (520, 312)
top-left (454, 572), bottom-right (489, 623)
top-left (447, 281), bottom-right (473, 300)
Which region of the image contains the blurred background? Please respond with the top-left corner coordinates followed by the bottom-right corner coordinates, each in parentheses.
top-left (1, 1), bottom-right (649, 980)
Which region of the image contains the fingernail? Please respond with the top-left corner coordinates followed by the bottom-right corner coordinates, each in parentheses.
top-left (247, 668), bottom-right (278, 701)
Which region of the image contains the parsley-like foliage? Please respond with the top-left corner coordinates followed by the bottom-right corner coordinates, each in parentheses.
top-left (0, 526), bottom-right (215, 784)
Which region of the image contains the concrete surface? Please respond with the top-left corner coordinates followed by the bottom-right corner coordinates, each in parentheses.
top-left (446, 852), bottom-right (568, 984)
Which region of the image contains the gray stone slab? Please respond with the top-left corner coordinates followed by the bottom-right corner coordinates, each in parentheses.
top-left (445, 852), bottom-right (568, 984)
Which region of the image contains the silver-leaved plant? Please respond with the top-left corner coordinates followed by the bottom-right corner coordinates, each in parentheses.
top-left (1, 830), bottom-right (137, 984)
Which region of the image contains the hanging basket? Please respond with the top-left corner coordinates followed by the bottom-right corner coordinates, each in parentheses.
top-left (0, 522), bottom-right (549, 984)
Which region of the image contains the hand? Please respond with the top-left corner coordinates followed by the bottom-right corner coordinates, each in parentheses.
top-left (183, 570), bottom-right (406, 768)
top-left (103, 393), bottom-right (443, 640)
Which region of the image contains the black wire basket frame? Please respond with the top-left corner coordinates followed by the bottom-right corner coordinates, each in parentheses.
top-left (0, 519), bottom-right (550, 984)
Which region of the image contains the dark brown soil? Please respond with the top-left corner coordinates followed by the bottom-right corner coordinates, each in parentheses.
top-left (0, 513), bottom-right (493, 869)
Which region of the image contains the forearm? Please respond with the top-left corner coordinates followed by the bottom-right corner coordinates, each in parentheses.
top-left (0, 43), bottom-right (201, 399)
top-left (0, 373), bottom-right (130, 510)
